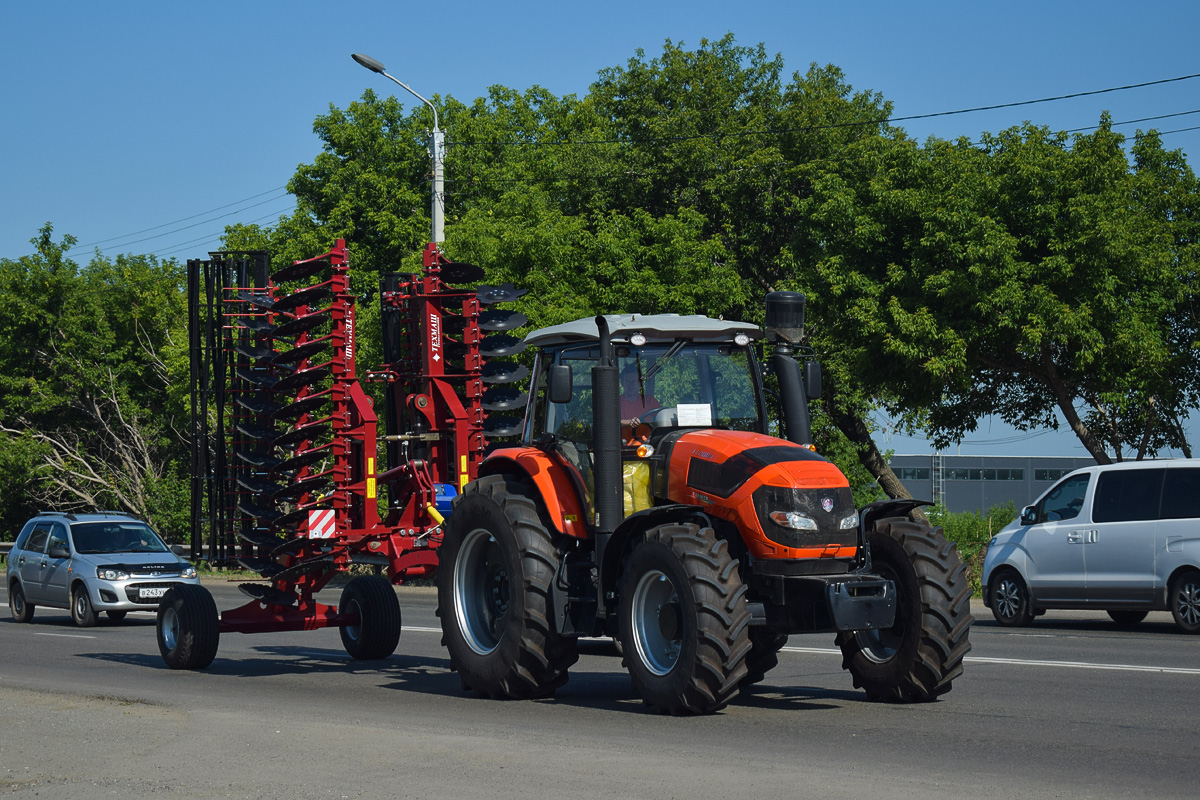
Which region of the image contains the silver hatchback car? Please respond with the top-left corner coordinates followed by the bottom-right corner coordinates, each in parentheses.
top-left (6, 511), bottom-right (198, 627)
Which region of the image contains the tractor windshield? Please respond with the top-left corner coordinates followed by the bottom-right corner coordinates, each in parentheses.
top-left (538, 342), bottom-right (764, 445)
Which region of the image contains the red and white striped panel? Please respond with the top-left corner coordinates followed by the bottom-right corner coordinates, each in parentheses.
top-left (307, 509), bottom-right (336, 539)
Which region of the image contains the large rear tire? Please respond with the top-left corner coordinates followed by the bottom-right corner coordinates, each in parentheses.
top-left (437, 475), bottom-right (579, 698)
top-left (339, 575), bottom-right (402, 660)
top-left (836, 517), bottom-right (972, 702)
top-left (617, 524), bottom-right (751, 714)
top-left (157, 584), bottom-right (220, 670)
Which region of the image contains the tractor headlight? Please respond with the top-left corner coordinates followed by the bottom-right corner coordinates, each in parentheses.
top-left (768, 511), bottom-right (819, 531)
top-left (96, 566), bottom-right (130, 581)
top-left (839, 512), bottom-right (859, 530)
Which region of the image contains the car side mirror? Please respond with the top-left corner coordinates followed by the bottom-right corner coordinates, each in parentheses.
top-left (48, 545), bottom-right (70, 559)
top-left (1020, 506), bottom-right (1037, 526)
top-left (548, 364), bottom-right (572, 404)
top-left (172, 545), bottom-right (185, 556)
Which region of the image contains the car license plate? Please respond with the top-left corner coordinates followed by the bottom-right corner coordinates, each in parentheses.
top-left (139, 587), bottom-right (168, 600)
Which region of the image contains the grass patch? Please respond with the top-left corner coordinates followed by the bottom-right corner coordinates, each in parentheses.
top-left (928, 502), bottom-right (1018, 597)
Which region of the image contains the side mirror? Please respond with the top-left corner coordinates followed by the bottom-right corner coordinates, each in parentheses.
top-left (172, 545), bottom-right (185, 556)
top-left (548, 364), bottom-right (573, 404)
top-left (48, 545), bottom-right (70, 559)
top-left (1020, 506), bottom-right (1037, 526)
top-left (803, 360), bottom-right (822, 401)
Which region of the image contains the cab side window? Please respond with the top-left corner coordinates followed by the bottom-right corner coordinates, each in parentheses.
top-left (1161, 469), bottom-right (1200, 519)
top-left (1092, 469), bottom-right (1166, 523)
top-left (1039, 474), bottom-right (1090, 522)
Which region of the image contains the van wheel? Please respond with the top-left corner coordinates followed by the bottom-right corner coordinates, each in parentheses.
top-left (1170, 571), bottom-right (1200, 634)
top-left (989, 569), bottom-right (1034, 627)
top-left (1106, 609), bottom-right (1148, 627)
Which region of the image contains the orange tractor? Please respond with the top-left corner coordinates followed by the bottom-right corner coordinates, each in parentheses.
top-left (172, 242), bottom-right (970, 715)
top-left (438, 293), bottom-right (972, 713)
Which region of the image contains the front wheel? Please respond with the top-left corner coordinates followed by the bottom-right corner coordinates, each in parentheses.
top-left (836, 517), bottom-right (973, 702)
top-left (740, 629), bottom-right (788, 688)
top-left (437, 475), bottom-right (579, 699)
top-left (1170, 571), bottom-right (1200, 634)
top-left (157, 584), bottom-right (220, 669)
top-left (72, 586), bottom-right (98, 628)
top-left (618, 523), bottom-right (751, 714)
top-left (339, 575), bottom-right (402, 660)
top-left (9, 582), bottom-right (34, 623)
top-left (989, 569), bottom-right (1034, 627)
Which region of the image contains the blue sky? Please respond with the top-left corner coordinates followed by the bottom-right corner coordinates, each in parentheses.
top-left (3, 1), bottom-right (1197, 458)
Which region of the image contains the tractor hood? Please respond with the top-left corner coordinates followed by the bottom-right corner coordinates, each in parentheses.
top-left (662, 429), bottom-right (860, 561)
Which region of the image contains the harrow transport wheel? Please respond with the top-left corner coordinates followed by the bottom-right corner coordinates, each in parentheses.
top-left (71, 585), bottom-right (98, 628)
top-left (339, 575), bottom-right (402, 660)
top-left (157, 584), bottom-right (220, 670)
top-left (836, 517), bottom-right (972, 703)
top-left (9, 582), bottom-right (34, 623)
top-left (740, 629), bottom-right (789, 688)
top-left (617, 524), bottom-right (751, 715)
top-left (437, 475), bottom-right (579, 699)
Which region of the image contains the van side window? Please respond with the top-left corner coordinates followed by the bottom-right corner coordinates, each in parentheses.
top-left (1039, 474), bottom-right (1090, 522)
top-left (1092, 469), bottom-right (1166, 523)
top-left (1161, 469), bottom-right (1200, 519)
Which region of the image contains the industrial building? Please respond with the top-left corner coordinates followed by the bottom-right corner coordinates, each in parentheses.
top-left (886, 454), bottom-right (1097, 513)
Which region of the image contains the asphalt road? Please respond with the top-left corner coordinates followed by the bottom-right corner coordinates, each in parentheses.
top-left (1, 581), bottom-right (1197, 799)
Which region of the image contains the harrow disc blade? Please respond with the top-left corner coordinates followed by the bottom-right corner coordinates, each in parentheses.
top-left (236, 557), bottom-right (284, 578)
top-left (235, 448), bottom-right (283, 470)
top-left (271, 556), bottom-right (337, 584)
top-left (272, 508), bottom-right (311, 530)
top-left (235, 529), bottom-right (284, 548)
top-left (237, 502), bottom-right (281, 524)
top-left (478, 334), bottom-right (527, 358)
top-left (237, 290), bottom-right (276, 311)
top-left (436, 261), bottom-right (486, 283)
top-left (273, 394), bottom-right (331, 422)
top-left (235, 395), bottom-right (282, 416)
top-left (273, 447), bottom-right (330, 474)
top-left (237, 583), bottom-right (298, 607)
top-left (273, 311), bottom-right (330, 339)
top-left (273, 423), bottom-right (329, 450)
top-left (235, 343), bottom-right (276, 363)
top-left (481, 360), bottom-right (530, 384)
top-left (236, 367), bottom-right (280, 389)
top-left (272, 284), bottom-right (332, 312)
top-left (236, 475), bottom-right (286, 496)
top-left (272, 257), bottom-right (330, 284)
top-left (271, 339), bottom-right (330, 367)
top-left (482, 386), bottom-right (529, 412)
top-left (272, 365), bottom-right (329, 394)
top-left (273, 475), bottom-right (332, 500)
top-left (478, 309), bottom-right (529, 331)
top-left (234, 422), bottom-right (279, 443)
top-left (483, 415), bottom-right (524, 437)
top-left (477, 283), bottom-right (528, 305)
top-left (238, 316), bottom-right (276, 336)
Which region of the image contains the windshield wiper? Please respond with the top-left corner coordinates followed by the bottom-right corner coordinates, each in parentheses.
top-left (641, 340), bottom-right (686, 384)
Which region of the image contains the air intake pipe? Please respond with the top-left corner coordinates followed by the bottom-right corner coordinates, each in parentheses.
top-left (592, 316), bottom-right (623, 560)
top-left (765, 291), bottom-right (817, 446)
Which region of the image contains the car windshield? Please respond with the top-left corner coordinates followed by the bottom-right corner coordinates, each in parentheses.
top-left (71, 522), bottom-right (170, 554)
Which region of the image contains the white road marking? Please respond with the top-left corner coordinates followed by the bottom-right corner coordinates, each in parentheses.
top-left (783, 645), bottom-right (1200, 675)
top-left (34, 632), bottom-right (96, 639)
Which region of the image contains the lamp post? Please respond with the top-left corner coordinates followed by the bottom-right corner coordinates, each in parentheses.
top-left (352, 52), bottom-right (445, 244)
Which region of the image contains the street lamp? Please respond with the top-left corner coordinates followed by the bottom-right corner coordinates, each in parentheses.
top-left (352, 52), bottom-right (445, 244)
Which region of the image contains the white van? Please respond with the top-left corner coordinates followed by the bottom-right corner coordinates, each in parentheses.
top-left (981, 460), bottom-right (1200, 633)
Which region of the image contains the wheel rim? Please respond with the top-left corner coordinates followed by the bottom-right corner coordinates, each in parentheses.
top-left (74, 591), bottom-right (88, 619)
top-left (343, 597), bottom-right (362, 644)
top-left (160, 606), bottom-right (179, 651)
top-left (855, 562), bottom-right (903, 663)
top-left (994, 578), bottom-right (1022, 621)
top-left (11, 586), bottom-right (24, 616)
top-left (454, 528), bottom-right (510, 655)
top-left (1177, 579), bottom-right (1200, 626)
top-left (630, 569), bottom-right (683, 676)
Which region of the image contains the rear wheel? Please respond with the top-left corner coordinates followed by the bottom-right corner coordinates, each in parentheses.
top-left (157, 584), bottom-right (220, 669)
top-left (989, 569), bottom-right (1035, 627)
top-left (618, 523), bottom-right (751, 714)
top-left (437, 475), bottom-right (578, 698)
top-left (836, 517), bottom-right (972, 702)
top-left (1170, 570), bottom-right (1200, 634)
top-left (339, 575), bottom-right (402, 660)
top-left (71, 586), bottom-right (98, 628)
top-left (9, 582), bottom-right (34, 623)
top-left (1107, 609), bottom-right (1148, 627)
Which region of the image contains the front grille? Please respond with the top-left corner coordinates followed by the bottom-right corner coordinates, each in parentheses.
top-left (124, 582), bottom-right (180, 604)
top-left (752, 486), bottom-right (858, 550)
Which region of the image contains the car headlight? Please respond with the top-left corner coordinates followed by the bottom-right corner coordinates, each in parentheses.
top-left (97, 566), bottom-right (130, 581)
top-left (181, 565), bottom-right (197, 579)
top-left (768, 511), bottom-right (819, 531)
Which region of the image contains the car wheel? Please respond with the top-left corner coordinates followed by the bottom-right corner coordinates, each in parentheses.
top-left (1170, 571), bottom-right (1200, 634)
top-left (106, 610), bottom-right (128, 623)
top-left (71, 586), bottom-right (98, 628)
top-left (9, 582), bottom-right (35, 623)
top-left (1106, 609), bottom-right (1148, 627)
top-left (989, 569), bottom-right (1034, 627)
